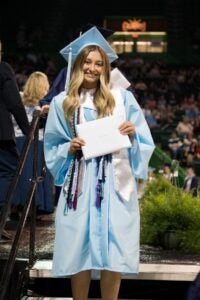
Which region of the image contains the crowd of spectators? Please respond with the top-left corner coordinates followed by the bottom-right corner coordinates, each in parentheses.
top-left (113, 55), bottom-right (200, 172)
top-left (4, 41), bottom-right (200, 177)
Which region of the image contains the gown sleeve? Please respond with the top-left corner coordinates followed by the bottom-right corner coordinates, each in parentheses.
top-left (43, 92), bottom-right (74, 186)
top-left (123, 89), bottom-right (155, 180)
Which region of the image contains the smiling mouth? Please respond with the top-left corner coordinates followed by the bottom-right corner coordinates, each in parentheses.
top-left (85, 73), bottom-right (97, 78)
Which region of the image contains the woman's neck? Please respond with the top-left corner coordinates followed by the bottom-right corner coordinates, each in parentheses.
top-left (81, 82), bottom-right (98, 90)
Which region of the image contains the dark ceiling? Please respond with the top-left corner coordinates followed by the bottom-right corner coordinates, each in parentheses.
top-left (0, 0), bottom-right (199, 52)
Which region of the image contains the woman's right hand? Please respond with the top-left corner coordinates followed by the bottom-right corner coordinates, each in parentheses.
top-left (69, 137), bottom-right (85, 154)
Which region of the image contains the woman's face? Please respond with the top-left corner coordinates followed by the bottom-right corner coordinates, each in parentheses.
top-left (82, 49), bottom-right (104, 89)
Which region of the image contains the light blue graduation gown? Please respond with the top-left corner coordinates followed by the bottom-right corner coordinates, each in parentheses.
top-left (44, 87), bottom-right (155, 277)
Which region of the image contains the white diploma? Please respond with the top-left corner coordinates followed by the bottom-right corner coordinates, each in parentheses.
top-left (76, 115), bottom-right (132, 160)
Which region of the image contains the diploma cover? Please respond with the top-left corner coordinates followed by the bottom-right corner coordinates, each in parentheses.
top-left (76, 115), bottom-right (131, 160)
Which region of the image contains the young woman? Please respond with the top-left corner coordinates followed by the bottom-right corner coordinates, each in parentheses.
top-left (44, 27), bottom-right (155, 300)
top-left (12, 71), bottom-right (54, 218)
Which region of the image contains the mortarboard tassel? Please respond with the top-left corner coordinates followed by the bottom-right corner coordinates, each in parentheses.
top-left (65, 46), bottom-right (72, 93)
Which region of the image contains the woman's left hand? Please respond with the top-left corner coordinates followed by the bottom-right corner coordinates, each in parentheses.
top-left (119, 121), bottom-right (135, 137)
top-left (40, 105), bottom-right (50, 114)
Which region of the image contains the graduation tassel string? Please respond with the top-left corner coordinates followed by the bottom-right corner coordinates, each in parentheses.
top-left (65, 46), bottom-right (72, 93)
top-left (63, 107), bottom-right (82, 214)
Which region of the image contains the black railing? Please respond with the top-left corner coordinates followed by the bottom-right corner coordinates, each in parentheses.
top-left (0, 110), bottom-right (45, 300)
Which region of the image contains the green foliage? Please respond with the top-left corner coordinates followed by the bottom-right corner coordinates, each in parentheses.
top-left (140, 176), bottom-right (200, 253)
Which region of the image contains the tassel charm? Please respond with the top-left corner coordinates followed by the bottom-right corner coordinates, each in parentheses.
top-left (96, 180), bottom-right (102, 208)
top-left (95, 154), bottom-right (110, 208)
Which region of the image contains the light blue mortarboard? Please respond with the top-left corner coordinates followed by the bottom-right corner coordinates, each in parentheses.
top-left (59, 26), bottom-right (118, 92)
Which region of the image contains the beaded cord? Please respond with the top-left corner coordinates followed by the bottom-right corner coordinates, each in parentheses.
top-left (63, 108), bottom-right (82, 214)
top-left (63, 106), bottom-right (111, 213)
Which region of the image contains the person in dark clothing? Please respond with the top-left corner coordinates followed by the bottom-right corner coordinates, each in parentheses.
top-left (40, 67), bottom-right (67, 107)
top-left (0, 60), bottom-right (30, 241)
top-left (184, 272), bottom-right (200, 300)
top-left (183, 165), bottom-right (199, 197)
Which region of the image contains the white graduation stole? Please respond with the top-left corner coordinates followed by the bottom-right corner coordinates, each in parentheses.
top-left (111, 88), bottom-right (135, 202)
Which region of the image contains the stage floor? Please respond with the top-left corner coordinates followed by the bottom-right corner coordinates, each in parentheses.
top-left (1, 213), bottom-right (200, 300)
top-left (1, 211), bottom-right (200, 266)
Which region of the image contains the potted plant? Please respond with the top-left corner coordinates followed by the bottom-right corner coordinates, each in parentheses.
top-left (140, 175), bottom-right (200, 252)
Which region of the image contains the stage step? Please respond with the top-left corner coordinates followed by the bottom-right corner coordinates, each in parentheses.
top-left (24, 260), bottom-right (200, 299)
top-left (30, 260), bottom-right (200, 282)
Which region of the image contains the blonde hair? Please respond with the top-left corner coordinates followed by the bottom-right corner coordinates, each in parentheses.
top-left (22, 71), bottom-right (50, 106)
top-left (63, 45), bottom-right (115, 122)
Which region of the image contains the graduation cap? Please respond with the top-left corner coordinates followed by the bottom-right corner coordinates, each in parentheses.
top-left (77, 23), bottom-right (115, 39)
top-left (59, 26), bottom-right (118, 92)
top-left (60, 26), bottom-right (117, 64)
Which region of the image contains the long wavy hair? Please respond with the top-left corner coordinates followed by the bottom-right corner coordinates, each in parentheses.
top-left (63, 45), bottom-right (115, 122)
top-left (22, 71), bottom-right (49, 106)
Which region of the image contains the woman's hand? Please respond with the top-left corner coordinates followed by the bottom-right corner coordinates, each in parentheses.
top-left (40, 105), bottom-right (50, 114)
top-left (119, 121), bottom-right (135, 137)
top-left (69, 137), bottom-right (85, 154)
